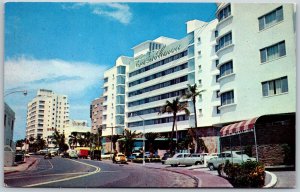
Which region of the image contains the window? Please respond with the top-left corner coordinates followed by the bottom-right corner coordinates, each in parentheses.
top-left (259, 6), bottom-right (283, 30)
top-left (216, 32), bottom-right (232, 52)
top-left (216, 75), bottom-right (220, 82)
top-left (221, 90), bottom-right (234, 106)
top-left (4, 114), bottom-right (6, 126)
top-left (198, 79), bottom-right (202, 85)
top-left (216, 106), bottom-right (221, 114)
top-left (217, 4), bottom-right (231, 22)
top-left (262, 76), bottom-right (288, 96)
top-left (197, 37), bottom-right (201, 43)
top-left (260, 41), bottom-right (286, 63)
top-left (199, 109), bottom-right (203, 115)
top-left (215, 30), bottom-right (219, 38)
top-left (215, 60), bottom-right (219, 67)
top-left (219, 61), bottom-right (233, 77)
top-left (216, 90), bottom-right (220, 98)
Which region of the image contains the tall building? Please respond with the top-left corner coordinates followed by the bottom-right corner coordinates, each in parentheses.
top-left (26, 89), bottom-right (70, 146)
top-left (100, 3), bottom-right (296, 155)
top-left (102, 56), bottom-right (131, 137)
top-left (4, 103), bottom-right (15, 147)
top-left (125, 36), bottom-right (193, 138)
top-left (90, 97), bottom-right (105, 134)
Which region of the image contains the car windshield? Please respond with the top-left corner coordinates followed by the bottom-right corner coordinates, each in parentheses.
top-left (118, 155), bottom-right (125, 157)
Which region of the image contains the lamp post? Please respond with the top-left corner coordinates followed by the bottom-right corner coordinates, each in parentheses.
top-left (4, 90), bottom-right (28, 97)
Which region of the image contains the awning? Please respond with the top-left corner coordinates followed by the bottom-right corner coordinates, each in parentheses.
top-left (220, 117), bottom-right (259, 137)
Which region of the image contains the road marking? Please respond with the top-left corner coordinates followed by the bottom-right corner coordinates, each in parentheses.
top-left (5, 172), bottom-right (91, 180)
top-left (24, 159), bottom-right (101, 187)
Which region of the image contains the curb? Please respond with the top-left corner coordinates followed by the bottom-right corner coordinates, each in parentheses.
top-left (4, 158), bottom-right (38, 175)
top-left (263, 171), bottom-right (277, 188)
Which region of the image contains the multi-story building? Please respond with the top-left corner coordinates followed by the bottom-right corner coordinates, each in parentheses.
top-left (26, 89), bottom-right (70, 146)
top-left (64, 120), bottom-right (91, 148)
top-left (90, 97), bottom-right (105, 134)
top-left (125, 36), bottom-right (193, 138)
top-left (4, 103), bottom-right (15, 147)
top-left (100, 3), bottom-right (296, 159)
top-left (101, 56), bottom-right (131, 152)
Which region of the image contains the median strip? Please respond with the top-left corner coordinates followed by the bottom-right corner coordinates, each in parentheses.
top-left (24, 159), bottom-right (101, 187)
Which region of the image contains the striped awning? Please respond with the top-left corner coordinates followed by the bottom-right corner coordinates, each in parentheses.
top-left (220, 117), bottom-right (259, 137)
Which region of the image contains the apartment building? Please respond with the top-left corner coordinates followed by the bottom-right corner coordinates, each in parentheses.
top-left (26, 89), bottom-right (70, 146)
top-left (90, 97), bottom-right (105, 134)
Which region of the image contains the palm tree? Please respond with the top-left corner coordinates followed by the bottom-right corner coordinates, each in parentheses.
top-left (145, 132), bottom-right (160, 156)
top-left (69, 132), bottom-right (78, 149)
top-left (122, 129), bottom-right (141, 156)
top-left (77, 133), bottom-right (85, 147)
top-left (184, 84), bottom-right (205, 153)
top-left (52, 129), bottom-right (68, 153)
top-left (111, 135), bottom-right (122, 152)
top-left (159, 97), bottom-right (190, 155)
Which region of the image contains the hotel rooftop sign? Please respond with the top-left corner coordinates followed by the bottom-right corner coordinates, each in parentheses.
top-left (130, 37), bottom-right (189, 71)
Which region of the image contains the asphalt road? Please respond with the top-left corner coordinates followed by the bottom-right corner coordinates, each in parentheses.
top-left (4, 156), bottom-right (196, 188)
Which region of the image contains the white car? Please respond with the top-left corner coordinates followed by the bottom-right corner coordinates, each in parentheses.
top-left (164, 153), bottom-right (191, 167)
top-left (179, 153), bottom-right (205, 166)
top-left (207, 151), bottom-right (256, 170)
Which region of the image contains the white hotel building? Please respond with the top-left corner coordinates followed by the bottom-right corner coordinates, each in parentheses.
top-left (101, 3), bottom-right (296, 153)
top-left (26, 89), bottom-right (70, 146)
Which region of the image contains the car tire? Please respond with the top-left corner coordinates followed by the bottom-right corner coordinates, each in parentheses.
top-left (171, 164), bottom-right (174, 167)
top-left (208, 163), bottom-right (215, 171)
top-left (195, 161), bottom-right (201, 165)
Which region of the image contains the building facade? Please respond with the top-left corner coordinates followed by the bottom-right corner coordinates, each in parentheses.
top-left (4, 103), bottom-right (15, 147)
top-left (90, 97), bottom-right (105, 134)
top-left (102, 56), bottom-right (131, 137)
top-left (26, 89), bottom-right (70, 146)
top-left (99, 3), bottom-right (296, 155)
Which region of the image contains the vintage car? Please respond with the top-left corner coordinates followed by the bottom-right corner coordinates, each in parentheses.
top-left (207, 151), bottom-right (256, 170)
top-left (179, 153), bottom-right (205, 166)
top-left (114, 153), bottom-right (127, 164)
top-left (164, 153), bottom-right (191, 167)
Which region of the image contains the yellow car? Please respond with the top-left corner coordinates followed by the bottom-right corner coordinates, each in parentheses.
top-left (114, 153), bottom-right (127, 164)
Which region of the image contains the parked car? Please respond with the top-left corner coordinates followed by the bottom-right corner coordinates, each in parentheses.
top-left (164, 153), bottom-right (191, 167)
top-left (203, 153), bottom-right (218, 166)
top-left (114, 153), bottom-right (127, 164)
top-left (161, 152), bottom-right (172, 164)
top-left (207, 151), bottom-right (256, 170)
top-left (61, 152), bottom-right (69, 158)
top-left (179, 153), bottom-right (205, 166)
top-left (77, 149), bottom-right (89, 159)
top-left (68, 150), bottom-right (78, 159)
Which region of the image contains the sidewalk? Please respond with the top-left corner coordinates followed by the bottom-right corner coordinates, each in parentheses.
top-left (120, 161), bottom-right (233, 188)
top-left (4, 157), bottom-right (38, 174)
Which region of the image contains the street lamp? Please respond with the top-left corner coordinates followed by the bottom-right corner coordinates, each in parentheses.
top-left (129, 113), bottom-right (145, 166)
top-left (4, 90), bottom-right (28, 97)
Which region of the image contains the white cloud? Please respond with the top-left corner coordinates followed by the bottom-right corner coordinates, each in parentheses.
top-left (4, 56), bottom-right (107, 96)
top-left (62, 2), bottom-right (132, 25)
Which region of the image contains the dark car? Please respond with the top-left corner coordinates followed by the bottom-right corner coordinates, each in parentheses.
top-left (61, 152), bottom-right (69, 158)
top-left (161, 152), bottom-right (172, 164)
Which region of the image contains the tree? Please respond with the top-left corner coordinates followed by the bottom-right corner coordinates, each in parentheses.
top-left (184, 84), bottom-right (205, 153)
top-left (111, 135), bottom-right (122, 152)
top-left (16, 139), bottom-right (24, 151)
top-left (159, 97), bottom-right (190, 155)
top-left (145, 132), bottom-right (160, 155)
top-left (52, 129), bottom-right (68, 152)
top-left (69, 132), bottom-right (78, 149)
top-left (35, 136), bottom-right (46, 151)
top-left (122, 129), bottom-right (141, 156)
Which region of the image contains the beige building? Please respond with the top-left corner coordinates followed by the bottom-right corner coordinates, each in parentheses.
top-left (26, 89), bottom-right (70, 146)
top-left (90, 97), bottom-right (105, 134)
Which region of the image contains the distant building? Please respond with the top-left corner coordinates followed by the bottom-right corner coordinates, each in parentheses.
top-left (4, 103), bottom-right (15, 148)
top-left (64, 120), bottom-right (91, 148)
top-left (90, 97), bottom-right (105, 134)
top-left (25, 89), bottom-right (70, 147)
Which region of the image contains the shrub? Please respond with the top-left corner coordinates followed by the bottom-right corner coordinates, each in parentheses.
top-left (222, 161), bottom-right (265, 188)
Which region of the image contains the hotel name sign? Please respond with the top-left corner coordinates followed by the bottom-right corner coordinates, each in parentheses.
top-left (131, 37), bottom-right (189, 70)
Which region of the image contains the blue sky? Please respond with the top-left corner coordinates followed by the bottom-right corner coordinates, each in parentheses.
top-left (4, 2), bottom-right (217, 141)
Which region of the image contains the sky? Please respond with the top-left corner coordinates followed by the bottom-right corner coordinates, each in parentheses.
top-left (4, 2), bottom-right (217, 141)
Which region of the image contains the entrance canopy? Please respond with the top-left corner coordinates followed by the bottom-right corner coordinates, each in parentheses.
top-left (220, 117), bottom-right (259, 137)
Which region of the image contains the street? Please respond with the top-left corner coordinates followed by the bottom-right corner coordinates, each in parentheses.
top-left (4, 156), bottom-right (197, 188)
